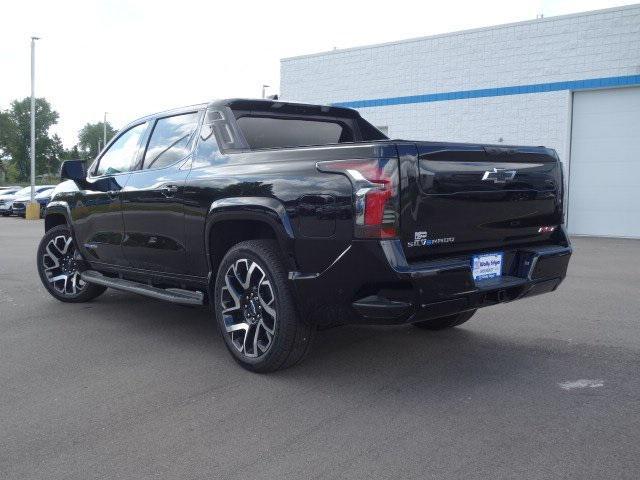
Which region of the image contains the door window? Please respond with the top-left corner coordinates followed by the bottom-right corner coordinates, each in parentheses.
top-left (142, 112), bottom-right (200, 170)
top-left (95, 123), bottom-right (147, 176)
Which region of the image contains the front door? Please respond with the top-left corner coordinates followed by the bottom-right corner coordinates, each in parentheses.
top-left (73, 122), bottom-right (148, 266)
top-left (120, 110), bottom-right (201, 274)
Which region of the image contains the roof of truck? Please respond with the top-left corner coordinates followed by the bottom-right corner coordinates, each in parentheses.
top-left (119, 99), bottom-right (359, 135)
top-left (209, 99), bottom-right (359, 118)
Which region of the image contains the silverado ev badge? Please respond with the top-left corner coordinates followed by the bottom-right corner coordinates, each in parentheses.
top-left (408, 231), bottom-right (455, 248)
top-left (482, 167), bottom-right (517, 184)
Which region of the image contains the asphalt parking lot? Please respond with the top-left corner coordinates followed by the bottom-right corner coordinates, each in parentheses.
top-left (1, 218), bottom-right (639, 479)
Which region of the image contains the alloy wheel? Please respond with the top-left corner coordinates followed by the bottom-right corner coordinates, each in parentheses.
top-left (220, 258), bottom-right (277, 358)
top-left (41, 234), bottom-right (86, 296)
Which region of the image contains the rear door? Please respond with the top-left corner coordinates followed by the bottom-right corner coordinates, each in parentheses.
top-left (401, 142), bottom-right (564, 261)
top-left (121, 110), bottom-right (202, 274)
top-left (74, 122), bottom-right (148, 266)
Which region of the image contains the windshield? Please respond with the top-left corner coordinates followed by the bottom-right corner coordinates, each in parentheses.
top-left (35, 189), bottom-right (54, 199)
top-left (13, 186), bottom-right (54, 198)
top-left (13, 187), bottom-right (32, 197)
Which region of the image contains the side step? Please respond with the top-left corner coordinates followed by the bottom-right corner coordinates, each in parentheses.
top-left (80, 270), bottom-right (204, 306)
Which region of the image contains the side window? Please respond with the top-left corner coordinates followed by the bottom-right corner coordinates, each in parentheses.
top-left (193, 110), bottom-right (222, 168)
top-left (95, 123), bottom-right (146, 176)
top-left (142, 112), bottom-right (200, 170)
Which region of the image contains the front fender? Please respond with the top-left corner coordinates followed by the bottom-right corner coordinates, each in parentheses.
top-left (44, 200), bottom-right (87, 263)
top-left (44, 201), bottom-right (73, 231)
top-left (205, 196), bottom-right (296, 271)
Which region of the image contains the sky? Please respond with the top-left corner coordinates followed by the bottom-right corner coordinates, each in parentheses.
top-left (1, 0), bottom-right (636, 147)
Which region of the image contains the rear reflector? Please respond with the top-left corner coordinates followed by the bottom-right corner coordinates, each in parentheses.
top-left (317, 158), bottom-right (399, 238)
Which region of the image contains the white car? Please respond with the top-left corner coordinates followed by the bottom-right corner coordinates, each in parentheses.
top-left (0, 186), bottom-right (56, 216)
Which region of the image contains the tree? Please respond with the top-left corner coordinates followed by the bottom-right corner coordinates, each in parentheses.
top-left (0, 98), bottom-right (60, 181)
top-left (62, 144), bottom-right (81, 160)
top-left (43, 134), bottom-right (65, 176)
top-left (78, 121), bottom-right (116, 160)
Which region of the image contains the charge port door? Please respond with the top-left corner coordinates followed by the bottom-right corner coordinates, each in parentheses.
top-left (296, 194), bottom-right (336, 238)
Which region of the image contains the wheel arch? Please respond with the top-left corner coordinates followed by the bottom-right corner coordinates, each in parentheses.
top-left (205, 197), bottom-right (297, 275)
top-left (44, 201), bottom-right (72, 232)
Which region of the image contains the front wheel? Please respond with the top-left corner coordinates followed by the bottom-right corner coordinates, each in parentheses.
top-left (214, 240), bottom-right (314, 373)
top-left (412, 310), bottom-right (476, 330)
top-left (36, 225), bottom-right (106, 303)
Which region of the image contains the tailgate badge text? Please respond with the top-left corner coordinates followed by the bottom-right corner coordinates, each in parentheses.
top-left (408, 231), bottom-right (455, 248)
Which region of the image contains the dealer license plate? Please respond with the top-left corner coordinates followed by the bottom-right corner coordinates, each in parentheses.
top-left (471, 252), bottom-right (503, 281)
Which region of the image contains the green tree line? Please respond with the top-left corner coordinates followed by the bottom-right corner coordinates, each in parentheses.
top-left (0, 97), bottom-right (115, 183)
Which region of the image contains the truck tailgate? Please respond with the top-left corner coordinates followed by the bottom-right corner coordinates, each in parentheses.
top-left (401, 142), bottom-right (564, 261)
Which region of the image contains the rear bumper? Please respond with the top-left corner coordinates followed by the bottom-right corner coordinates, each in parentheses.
top-left (291, 231), bottom-right (572, 326)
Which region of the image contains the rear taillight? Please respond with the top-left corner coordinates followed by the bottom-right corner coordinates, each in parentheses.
top-left (317, 158), bottom-right (399, 238)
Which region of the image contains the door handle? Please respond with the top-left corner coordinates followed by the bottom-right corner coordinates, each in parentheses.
top-left (161, 184), bottom-right (179, 197)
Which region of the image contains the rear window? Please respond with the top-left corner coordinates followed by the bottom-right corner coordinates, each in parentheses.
top-left (236, 116), bottom-right (354, 150)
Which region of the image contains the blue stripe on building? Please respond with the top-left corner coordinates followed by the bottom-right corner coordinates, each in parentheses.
top-left (332, 74), bottom-right (640, 109)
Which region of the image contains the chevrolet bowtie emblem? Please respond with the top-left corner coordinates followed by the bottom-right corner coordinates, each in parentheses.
top-left (482, 168), bottom-right (517, 183)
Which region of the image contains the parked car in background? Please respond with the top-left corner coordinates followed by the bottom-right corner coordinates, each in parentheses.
top-left (12, 187), bottom-right (56, 217)
top-left (34, 188), bottom-right (56, 217)
top-left (0, 187), bottom-right (22, 200)
top-left (0, 189), bottom-right (20, 213)
top-left (1, 185), bottom-right (56, 216)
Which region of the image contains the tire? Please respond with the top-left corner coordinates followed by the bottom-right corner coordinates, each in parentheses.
top-left (214, 240), bottom-right (314, 373)
top-left (37, 224), bottom-right (107, 303)
top-left (412, 309), bottom-right (476, 330)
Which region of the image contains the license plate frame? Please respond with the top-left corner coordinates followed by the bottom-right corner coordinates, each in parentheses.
top-left (471, 252), bottom-right (504, 281)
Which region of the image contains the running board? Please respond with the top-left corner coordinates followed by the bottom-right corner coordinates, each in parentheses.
top-left (80, 270), bottom-right (204, 306)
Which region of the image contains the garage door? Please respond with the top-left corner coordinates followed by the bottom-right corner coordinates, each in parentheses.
top-left (568, 87), bottom-right (640, 237)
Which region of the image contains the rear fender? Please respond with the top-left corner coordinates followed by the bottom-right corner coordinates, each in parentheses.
top-left (205, 197), bottom-right (296, 272)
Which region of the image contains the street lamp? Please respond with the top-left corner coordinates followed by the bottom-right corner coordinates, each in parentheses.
top-left (26, 36), bottom-right (40, 220)
top-left (103, 112), bottom-right (108, 146)
top-left (262, 84), bottom-right (270, 99)
top-left (30, 36), bottom-right (40, 202)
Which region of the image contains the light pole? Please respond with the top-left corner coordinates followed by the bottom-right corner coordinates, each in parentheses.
top-left (30, 36), bottom-right (40, 203)
top-left (262, 84), bottom-right (270, 99)
top-left (103, 112), bottom-right (108, 147)
top-left (25, 35), bottom-right (41, 220)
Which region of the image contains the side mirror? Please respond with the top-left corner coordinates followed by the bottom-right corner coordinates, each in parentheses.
top-left (60, 160), bottom-right (87, 183)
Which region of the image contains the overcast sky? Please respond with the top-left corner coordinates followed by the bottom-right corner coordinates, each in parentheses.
top-left (1, 0), bottom-right (635, 147)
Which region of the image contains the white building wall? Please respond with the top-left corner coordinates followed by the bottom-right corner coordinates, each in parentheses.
top-left (280, 5), bottom-right (640, 161)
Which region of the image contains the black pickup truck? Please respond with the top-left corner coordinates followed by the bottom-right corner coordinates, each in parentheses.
top-left (38, 99), bottom-right (571, 372)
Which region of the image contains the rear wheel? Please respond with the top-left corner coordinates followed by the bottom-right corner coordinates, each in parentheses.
top-left (214, 240), bottom-right (314, 373)
top-left (37, 225), bottom-right (106, 303)
top-left (412, 309), bottom-right (476, 330)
